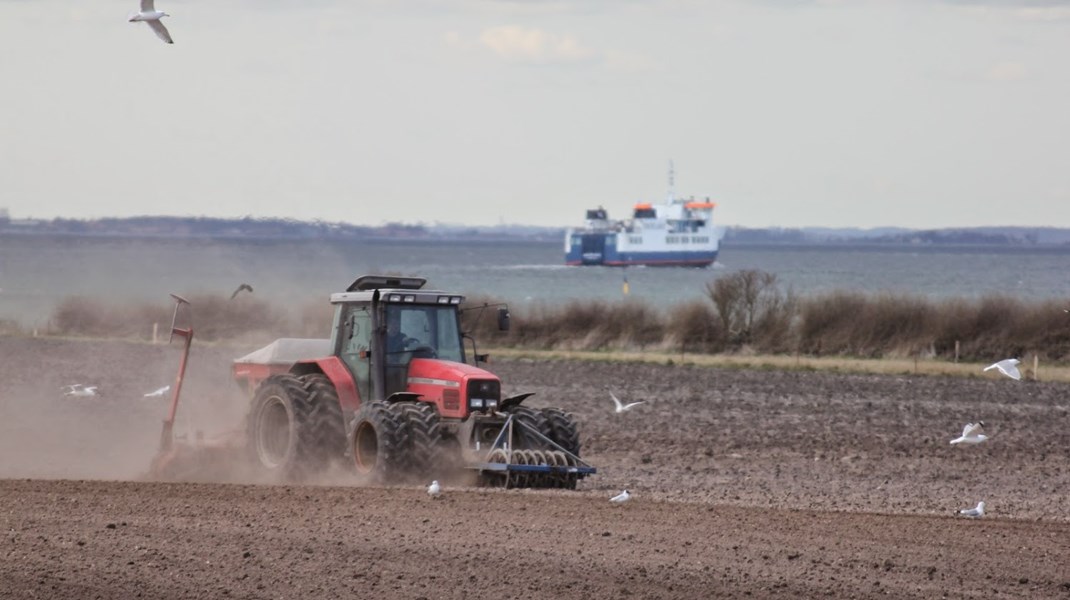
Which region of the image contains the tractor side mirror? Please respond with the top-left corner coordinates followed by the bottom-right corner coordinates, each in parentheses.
top-left (497, 307), bottom-right (510, 331)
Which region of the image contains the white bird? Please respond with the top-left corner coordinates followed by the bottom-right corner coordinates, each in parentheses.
top-left (143, 385), bottom-right (171, 398)
top-left (610, 392), bottom-right (645, 414)
top-left (950, 421), bottom-right (988, 445)
top-left (63, 384), bottom-right (98, 397)
top-left (128, 0), bottom-right (174, 44)
top-left (609, 490), bottom-right (631, 504)
top-left (984, 358), bottom-right (1021, 381)
top-left (427, 480), bottom-right (441, 498)
top-left (958, 501), bottom-right (985, 518)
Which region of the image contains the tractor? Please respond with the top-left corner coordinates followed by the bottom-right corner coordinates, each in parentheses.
top-left (221, 274), bottom-right (594, 488)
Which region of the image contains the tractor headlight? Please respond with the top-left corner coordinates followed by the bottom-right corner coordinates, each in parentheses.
top-left (387, 294), bottom-right (401, 302)
top-left (450, 296), bottom-right (462, 304)
top-left (467, 379), bottom-right (500, 412)
top-left (403, 295), bottom-right (416, 303)
top-left (437, 296), bottom-right (450, 304)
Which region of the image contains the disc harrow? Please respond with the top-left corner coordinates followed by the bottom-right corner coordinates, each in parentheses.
top-left (475, 415), bottom-right (594, 489)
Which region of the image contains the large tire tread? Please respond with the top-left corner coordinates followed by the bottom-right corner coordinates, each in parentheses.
top-left (541, 407), bottom-right (581, 457)
top-left (351, 401), bottom-right (409, 484)
top-left (391, 401), bottom-right (443, 479)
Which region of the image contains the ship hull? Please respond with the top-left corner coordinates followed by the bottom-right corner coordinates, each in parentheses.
top-left (565, 232), bottom-right (717, 267)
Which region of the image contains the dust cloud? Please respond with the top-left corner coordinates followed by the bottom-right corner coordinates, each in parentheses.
top-left (0, 337), bottom-right (256, 482)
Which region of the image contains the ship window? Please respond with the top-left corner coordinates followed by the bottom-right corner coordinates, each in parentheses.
top-left (629, 236), bottom-right (642, 244)
top-left (634, 208), bottom-right (657, 219)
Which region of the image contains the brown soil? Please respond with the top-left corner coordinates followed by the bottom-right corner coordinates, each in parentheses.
top-left (2, 337), bottom-right (1070, 599)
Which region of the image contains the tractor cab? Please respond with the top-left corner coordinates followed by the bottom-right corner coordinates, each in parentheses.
top-left (330, 275), bottom-right (497, 413)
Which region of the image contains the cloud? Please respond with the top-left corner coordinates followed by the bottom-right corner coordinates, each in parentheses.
top-left (985, 60), bottom-right (1027, 81)
top-left (477, 25), bottom-right (597, 64)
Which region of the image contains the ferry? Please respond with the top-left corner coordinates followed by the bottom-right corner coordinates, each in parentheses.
top-left (564, 164), bottom-right (720, 267)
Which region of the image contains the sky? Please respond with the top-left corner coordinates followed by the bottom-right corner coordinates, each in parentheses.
top-left (1, 0), bottom-right (1068, 229)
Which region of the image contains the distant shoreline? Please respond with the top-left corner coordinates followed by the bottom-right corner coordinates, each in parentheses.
top-left (3, 215), bottom-right (1070, 247)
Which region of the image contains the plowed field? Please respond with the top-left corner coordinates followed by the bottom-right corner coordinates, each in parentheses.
top-left (2, 337), bottom-right (1069, 599)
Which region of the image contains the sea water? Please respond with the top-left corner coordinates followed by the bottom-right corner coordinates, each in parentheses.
top-left (1, 235), bottom-right (1068, 327)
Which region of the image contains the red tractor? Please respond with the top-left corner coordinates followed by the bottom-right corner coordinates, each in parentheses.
top-left (222, 275), bottom-right (593, 488)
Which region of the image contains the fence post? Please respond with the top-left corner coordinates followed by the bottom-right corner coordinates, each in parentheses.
top-left (1034, 354), bottom-right (1039, 382)
top-left (153, 322), bottom-right (159, 344)
top-left (954, 340), bottom-right (960, 363)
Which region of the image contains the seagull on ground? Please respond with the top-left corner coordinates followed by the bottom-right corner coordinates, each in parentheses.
top-left (958, 501), bottom-right (985, 518)
top-left (610, 392), bottom-right (645, 414)
top-left (63, 384), bottom-right (98, 397)
top-left (143, 385), bottom-right (171, 398)
top-left (984, 358), bottom-right (1021, 381)
top-left (609, 490), bottom-right (631, 504)
top-left (128, 0), bottom-right (174, 44)
top-left (230, 283), bottom-right (254, 300)
top-left (950, 421), bottom-right (988, 445)
top-left (427, 480), bottom-right (441, 498)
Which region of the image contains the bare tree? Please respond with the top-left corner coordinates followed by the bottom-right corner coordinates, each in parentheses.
top-left (706, 270), bottom-right (789, 347)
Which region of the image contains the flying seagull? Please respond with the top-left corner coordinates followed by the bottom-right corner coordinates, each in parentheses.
top-left (984, 358), bottom-right (1021, 381)
top-left (958, 501), bottom-right (985, 518)
top-left (427, 480), bottom-right (442, 498)
top-left (610, 490), bottom-right (631, 504)
top-left (144, 385), bottom-right (171, 398)
top-left (63, 384), bottom-right (98, 397)
top-left (950, 421), bottom-right (988, 445)
top-left (230, 283), bottom-right (254, 300)
top-left (128, 0), bottom-right (173, 44)
top-left (610, 392), bottom-right (645, 414)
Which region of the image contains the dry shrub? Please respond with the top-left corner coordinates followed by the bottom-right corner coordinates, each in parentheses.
top-left (856, 294), bottom-right (937, 358)
top-left (52, 296), bottom-right (139, 338)
top-left (178, 294), bottom-right (289, 341)
top-left (0, 318), bottom-right (24, 336)
top-left (493, 299), bottom-right (664, 351)
top-left (50, 294), bottom-right (290, 342)
top-left (664, 300), bottom-right (724, 353)
top-left (796, 291), bottom-right (871, 356)
top-left (44, 285), bottom-right (1070, 363)
top-left (1027, 300), bottom-right (1070, 361)
top-left (798, 292), bottom-right (937, 358)
top-left (934, 295), bottom-right (1070, 362)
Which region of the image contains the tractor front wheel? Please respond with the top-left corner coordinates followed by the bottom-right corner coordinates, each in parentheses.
top-left (350, 402), bottom-right (408, 484)
top-left (541, 407), bottom-right (580, 457)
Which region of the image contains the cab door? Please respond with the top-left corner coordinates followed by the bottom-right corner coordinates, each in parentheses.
top-left (339, 305), bottom-right (373, 405)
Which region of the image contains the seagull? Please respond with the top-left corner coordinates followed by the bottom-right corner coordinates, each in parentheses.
top-left (230, 283), bottom-right (254, 300)
top-left (427, 480), bottom-right (441, 498)
top-left (958, 501), bottom-right (985, 518)
top-left (950, 421), bottom-right (988, 445)
top-left (128, 0), bottom-right (174, 44)
top-left (983, 358), bottom-right (1021, 381)
top-left (610, 392), bottom-right (645, 414)
top-left (63, 384), bottom-right (98, 397)
top-left (609, 490), bottom-right (631, 504)
top-left (143, 385), bottom-right (171, 398)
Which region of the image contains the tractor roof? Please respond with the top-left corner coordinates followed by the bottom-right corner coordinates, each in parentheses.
top-left (347, 275), bottom-right (427, 292)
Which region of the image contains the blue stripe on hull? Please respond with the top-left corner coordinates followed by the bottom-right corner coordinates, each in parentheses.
top-left (565, 248), bottom-right (718, 267)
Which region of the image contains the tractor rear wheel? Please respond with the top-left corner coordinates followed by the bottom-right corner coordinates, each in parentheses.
top-left (350, 401), bottom-right (409, 484)
top-left (247, 374), bottom-right (345, 481)
top-left (505, 406), bottom-right (552, 450)
top-left (540, 407), bottom-right (580, 457)
top-left (391, 401), bottom-right (443, 480)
